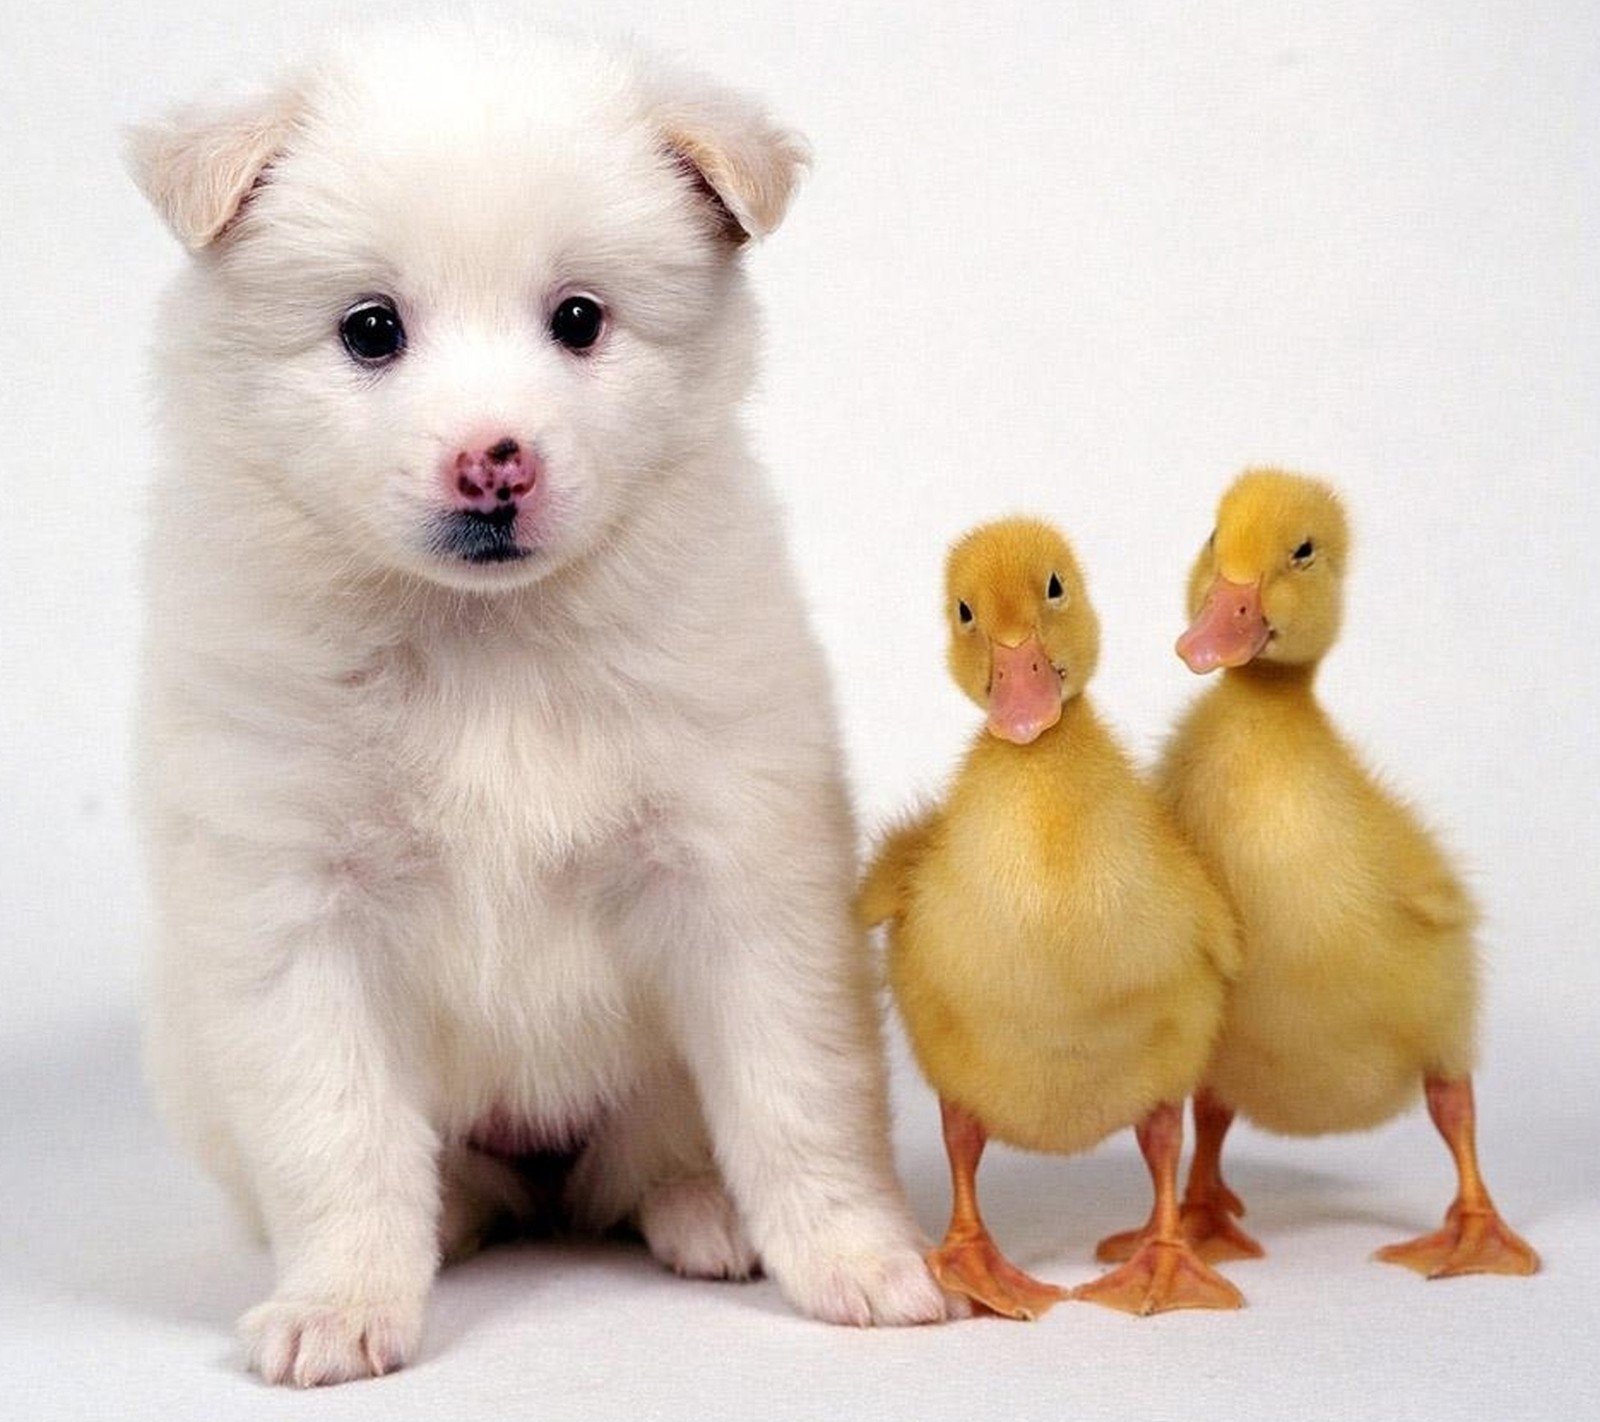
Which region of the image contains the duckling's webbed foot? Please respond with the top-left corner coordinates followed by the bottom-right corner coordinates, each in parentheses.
top-left (1075, 1102), bottom-right (1245, 1315)
top-left (931, 1098), bottom-right (1067, 1320)
top-left (1375, 1202), bottom-right (1540, 1278)
top-left (1374, 1076), bottom-right (1539, 1279)
top-left (929, 1232), bottom-right (1069, 1321)
top-left (1176, 1087), bottom-right (1265, 1262)
top-left (1074, 1237), bottom-right (1244, 1315)
top-left (1179, 1196), bottom-right (1265, 1263)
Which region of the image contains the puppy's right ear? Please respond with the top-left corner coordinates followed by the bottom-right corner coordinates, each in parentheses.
top-left (125, 87), bottom-right (302, 252)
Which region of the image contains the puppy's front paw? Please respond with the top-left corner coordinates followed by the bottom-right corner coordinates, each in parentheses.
top-left (639, 1174), bottom-right (759, 1281)
top-left (765, 1220), bottom-right (951, 1327)
top-left (240, 1296), bottom-right (423, 1387)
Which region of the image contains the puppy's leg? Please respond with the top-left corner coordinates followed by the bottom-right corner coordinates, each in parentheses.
top-left (638, 1175), bottom-right (760, 1281)
top-left (566, 1068), bottom-right (759, 1281)
top-left (225, 942), bottom-right (440, 1387)
top-left (437, 1145), bottom-right (547, 1265)
top-left (653, 885), bottom-right (948, 1326)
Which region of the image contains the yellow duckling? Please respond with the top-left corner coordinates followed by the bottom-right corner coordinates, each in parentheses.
top-left (1156, 468), bottom-right (1538, 1278)
top-left (859, 518), bottom-right (1243, 1319)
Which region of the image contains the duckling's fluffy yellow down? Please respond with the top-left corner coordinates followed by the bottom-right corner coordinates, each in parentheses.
top-left (1161, 471), bottom-right (1478, 1134)
top-left (862, 518), bottom-right (1239, 1157)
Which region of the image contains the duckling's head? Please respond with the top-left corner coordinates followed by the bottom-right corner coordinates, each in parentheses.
top-left (945, 518), bottom-right (1100, 744)
top-left (1178, 469), bottom-right (1349, 674)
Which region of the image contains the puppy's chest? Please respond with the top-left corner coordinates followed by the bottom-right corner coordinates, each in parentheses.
top-left (368, 646), bottom-right (696, 1107)
top-left (380, 640), bottom-right (693, 875)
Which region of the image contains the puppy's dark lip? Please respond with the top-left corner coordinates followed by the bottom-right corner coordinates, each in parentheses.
top-left (430, 507), bottom-right (533, 565)
top-left (459, 544), bottom-right (532, 565)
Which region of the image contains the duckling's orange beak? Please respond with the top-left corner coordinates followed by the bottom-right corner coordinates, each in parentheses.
top-left (1178, 577), bottom-right (1271, 673)
top-left (986, 637), bottom-right (1063, 744)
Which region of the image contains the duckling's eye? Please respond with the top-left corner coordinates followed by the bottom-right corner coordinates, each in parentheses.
top-left (1045, 572), bottom-right (1065, 604)
top-left (1291, 539), bottom-right (1316, 566)
top-left (957, 600), bottom-right (974, 626)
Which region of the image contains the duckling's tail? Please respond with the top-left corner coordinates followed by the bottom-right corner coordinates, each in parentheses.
top-left (856, 811), bottom-right (938, 929)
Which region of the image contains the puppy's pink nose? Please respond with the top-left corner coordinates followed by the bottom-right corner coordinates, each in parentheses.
top-left (444, 437), bottom-right (539, 512)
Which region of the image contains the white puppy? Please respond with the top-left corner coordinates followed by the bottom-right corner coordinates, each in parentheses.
top-left (128, 25), bottom-right (944, 1386)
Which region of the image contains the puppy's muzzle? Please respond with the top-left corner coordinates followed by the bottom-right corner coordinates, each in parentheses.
top-left (434, 435), bottom-right (538, 564)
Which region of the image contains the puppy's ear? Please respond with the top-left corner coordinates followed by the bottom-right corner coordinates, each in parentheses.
top-left (647, 73), bottom-right (810, 244)
top-left (125, 87), bottom-right (303, 252)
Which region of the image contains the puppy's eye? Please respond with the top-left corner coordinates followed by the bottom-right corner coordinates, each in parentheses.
top-left (1292, 539), bottom-right (1316, 566)
top-left (550, 295), bottom-right (605, 352)
top-left (1046, 572), bottom-right (1065, 604)
top-left (957, 600), bottom-right (974, 626)
top-left (340, 299), bottom-right (405, 364)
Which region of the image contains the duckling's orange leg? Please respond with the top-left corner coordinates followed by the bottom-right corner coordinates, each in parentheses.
top-left (1073, 1102), bottom-right (1244, 1315)
top-left (1374, 1076), bottom-right (1539, 1278)
top-left (927, 1099), bottom-right (1067, 1321)
top-left (1179, 1088), bottom-right (1265, 1262)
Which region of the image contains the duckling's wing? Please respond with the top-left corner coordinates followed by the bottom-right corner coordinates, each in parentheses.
top-left (857, 808), bottom-right (942, 929)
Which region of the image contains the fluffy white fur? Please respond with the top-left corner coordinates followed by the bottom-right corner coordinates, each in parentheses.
top-left (129, 26), bottom-right (943, 1387)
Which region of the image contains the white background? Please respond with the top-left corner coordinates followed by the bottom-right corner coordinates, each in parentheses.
top-left (2, 1), bottom-right (1596, 1417)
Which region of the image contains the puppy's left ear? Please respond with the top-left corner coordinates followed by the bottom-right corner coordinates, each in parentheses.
top-left (647, 72), bottom-right (810, 244)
